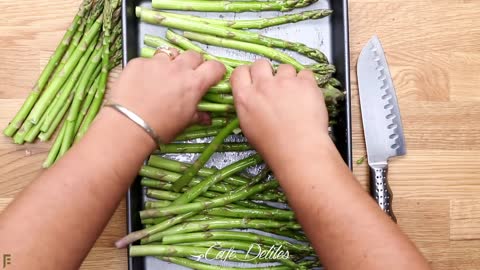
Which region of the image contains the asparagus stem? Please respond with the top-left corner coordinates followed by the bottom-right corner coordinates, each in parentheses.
top-left (130, 245), bottom-right (273, 264)
top-left (139, 13), bottom-right (327, 63)
top-left (61, 37), bottom-right (103, 154)
top-left (2, 0), bottom-right (92, 137)
top-left (197, 101), bottom-right (235, 112)
top-left (43, 123), bottom-right (67, 168)
top-left (152, 0), bottom-right (305, 12)
top-left (202, 93), bottom-right (234, 105)
top-left (138, 7), bottom-right (331, 29)
top-left (144, 34), bottom-right (183, 51)
top-left (75, 47), bottom-right (122, 140)
top-left (160, 257), bottom-right (292, 270)
top-left (261, 228), bottom-right (309, 242)
top-left (116, 181), bottom-right (277, 247)
top-left (146, 189), bottom-right (180, 201)
top-left (175, 128), bottom-right (221, 141)
top-left (203, 207), bottom-right (295, 220)
top-left (162, 231), bottom-right (312, 253)
top-left (23, 92), bottom-right (62, 142)
top-left (172, 118), bottom-right (240, 191)
top-left (156, 142), bottom-right (251, 153)
top-left (40, 39), bottom-right (99, 134)
top-left (164, 30), bottom-right (234, 74)
top-left (144, 200), bottom-right (171, 209)
top-left (184, 117), bottom-right (229, 132)
top-left (216, 56), bottom-right (251, 67)
top-left (28, 13), bottom-right (104, 126)
top-left (141, 180), bottom-right (278, 218)
top-left (38, 91), bottom-right (75, 142)
top-left (142, 178), bottom-right (281, 204)
top-left (147, 156), bottom-right (250, 186)
top-left (142, 176), bottom-right (236, 197)
top-left (115, 212), bottom-right (197, 248)
top-left (143, 218), bottom-right (301, 243)
top-left (184, 32), bottom-right (343, 99)
top-left (180, 241), bottom-right (299, 268)
top-left (183, 31), bottom-right (303, 70)
top-left (74, 69), bottom-right (102, 134)
top-left (208, 81), bottom-right (231, 93)
top-left (172, 154), bottom-right (262, 204)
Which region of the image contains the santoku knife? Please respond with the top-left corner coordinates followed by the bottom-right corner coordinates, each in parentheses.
top-left (357, 36), bottom-right (406, 222)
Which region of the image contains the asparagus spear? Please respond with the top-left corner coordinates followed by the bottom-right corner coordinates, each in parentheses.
top-left (145, 179), bottom-right (234, 196)
top-left (28, 14), bottom-right (104, 127)
top-left (130, 245), bottom-right (273, 264)
top-left (184, 31), bottom-right (338, 95)
top-left (164, 30), bottom-right (234, 74)
top-left (156, 142), bottom-right (251, 153)
top-left (183, 31), bottom-right (303, 70)
top-left (172, 154), bottom-right (262, 203)
top-left (76, 46), bottom-right (123, 140)
top-left (116, 181), bottom-right (276, 247)
top-left (147, 155), bottom-right (250, 186)
top-left (162, 231), bottom-right (312, 253)
top-left (180, 241), bottom-right (299, 268)
top-left (152, 0), bottom-right (306, 12)
top-left (2, 0), bottom-right (93, 137)
top-left (141, 180), bottom-right (278, 217)
top-left (184, 117), bottom-right (229, 132)
top-left (172, 118), bottom-right (240, 191)
top-left (202, 93), bottom-right (234, 105)
top-left (137, 7), bottom-right (331, 30)
top-left (216, 56), bottom-right (251, 67)
top-left (140, 13), bottom-right (327, 63)
top-left (43, 123), bottom-right (68, 168)
top-left (262, 228), bottom-right (309, 242)
top-left (74, 71), bottom-right (102, 134)
top-left (175, 128), bottom-right (221, 141)
top-left (144, 200), bottom-right (171, 209)
top-left (61, 37), bottom-right (104, 154)
top-left (160, 257), bottom-right (291, 270)
top-left (39, 38), bottom-right (100, 136)
top-left (143, 218), bottom-right (301, 243)
top-left (141, 44), bottom-right (244, 74)
top-left (203, 207), bottom-right (295, 220)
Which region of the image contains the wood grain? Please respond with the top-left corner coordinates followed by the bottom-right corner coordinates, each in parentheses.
top-left (1, 0), bottom-right (480, 269)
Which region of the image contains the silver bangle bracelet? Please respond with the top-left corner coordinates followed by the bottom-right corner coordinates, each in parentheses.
top-left (104, 102), bottom-right (161, 145)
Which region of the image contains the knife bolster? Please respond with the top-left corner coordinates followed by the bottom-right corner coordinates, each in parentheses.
top-left (369, 163), bottom-right (397, 223)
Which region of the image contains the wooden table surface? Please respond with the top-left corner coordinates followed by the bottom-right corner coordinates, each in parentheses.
top-left (1, 0), bottom-right (480, 269)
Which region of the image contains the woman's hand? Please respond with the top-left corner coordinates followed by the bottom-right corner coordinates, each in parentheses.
top-left (230, 59), bottom-right (331, 169)
top-left (109, 49), bottom-right (226, 143)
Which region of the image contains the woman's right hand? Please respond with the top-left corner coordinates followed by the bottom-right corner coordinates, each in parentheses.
top-left (230, 59), bottom-right (332, 169)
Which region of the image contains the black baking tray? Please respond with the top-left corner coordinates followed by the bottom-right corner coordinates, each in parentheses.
top-left (122, 0), bottom-right (351, 269)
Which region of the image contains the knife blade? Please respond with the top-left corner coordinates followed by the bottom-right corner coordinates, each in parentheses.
top-left (357, 36), bottom-right (406, 222)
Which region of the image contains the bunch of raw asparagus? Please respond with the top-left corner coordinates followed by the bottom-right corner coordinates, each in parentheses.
top-left (2, 0), bottom-right (122, 168)
top-left (120, 2), bottom-right (343, 269)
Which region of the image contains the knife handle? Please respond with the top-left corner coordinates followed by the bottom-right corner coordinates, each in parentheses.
top-left (369, 163), bottom-right (397, 223)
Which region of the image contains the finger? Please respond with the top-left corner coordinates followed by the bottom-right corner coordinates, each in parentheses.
top-left (193, 60), bottom-right (227, 99)
top-left (230, 65), bottom-right (252, 91)
top-left (276, 64), bottom-right (297, 78)
top-left (191, 111), bottom-right (211, 125)
top-left (250, 59), bottom-right (274, 83)
top-left (297, 69), bottom-right (316, 82)
top-left (174, 50), bottom-right (204, 69)
top-left (153, 47), bottom-right (177, 62)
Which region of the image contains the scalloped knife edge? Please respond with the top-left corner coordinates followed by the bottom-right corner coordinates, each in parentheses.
top-left (357, 36), bottom-right (406, 222)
